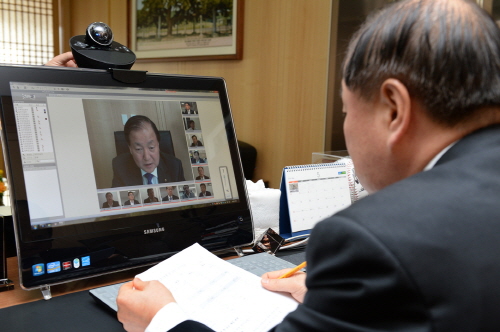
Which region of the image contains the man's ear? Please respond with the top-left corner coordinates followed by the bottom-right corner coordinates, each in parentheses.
top-left (378, 78), bottom-right (412, 148)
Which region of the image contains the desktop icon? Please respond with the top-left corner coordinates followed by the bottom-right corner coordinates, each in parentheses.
top-left (82, 256), bottom-right (90, 267)
top-left (32, 264), bottom-right (45, 276)
top-left (73, 258), bottom-right (81, 268)
top-left (62, 261), bottom-right (72, 270)
top-left (47, 261), bottom-right (61, 274)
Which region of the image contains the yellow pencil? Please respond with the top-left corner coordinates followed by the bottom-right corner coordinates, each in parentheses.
top-left (278, 261), bottom-right (307, 279)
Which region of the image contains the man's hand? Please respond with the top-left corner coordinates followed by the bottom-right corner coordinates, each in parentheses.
top-left (45, 52), bottom-right (78, 67)
top-left (117, 278), bottom-right (176, 332)
top-left (261, 269), bottom-right (307, 303)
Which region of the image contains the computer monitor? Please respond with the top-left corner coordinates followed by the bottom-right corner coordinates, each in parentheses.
top-left (0, 65), bottom-right (253, 290)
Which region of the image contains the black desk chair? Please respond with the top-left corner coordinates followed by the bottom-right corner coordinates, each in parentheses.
top-left (237, 141), bottom-right (257, 181)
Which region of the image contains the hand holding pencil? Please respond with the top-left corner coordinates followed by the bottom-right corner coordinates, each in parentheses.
top-left (261, 261), bottom-right (308, 303)
top-left (278, 261), bottom-right (307, 279)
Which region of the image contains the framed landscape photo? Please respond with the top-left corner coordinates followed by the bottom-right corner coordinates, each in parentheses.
top-left (129, 0), bottom-right (244, 62)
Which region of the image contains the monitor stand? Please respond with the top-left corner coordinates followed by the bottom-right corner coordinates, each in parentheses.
top-left (40, 285), bottom-right (52, 300)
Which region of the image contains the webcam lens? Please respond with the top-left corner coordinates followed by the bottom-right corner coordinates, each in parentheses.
top-left (86, 22), bottom-right (113, 46)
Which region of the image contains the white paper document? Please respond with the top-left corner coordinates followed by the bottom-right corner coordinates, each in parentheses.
top-left (137, 243), bottom-right (299, 332)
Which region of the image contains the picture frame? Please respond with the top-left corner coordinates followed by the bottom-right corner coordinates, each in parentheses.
top-left (129, 0), bottom-right (244, 62)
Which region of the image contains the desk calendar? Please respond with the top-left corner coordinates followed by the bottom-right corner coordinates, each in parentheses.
top-left (279, 163), bottom-right (352, 238)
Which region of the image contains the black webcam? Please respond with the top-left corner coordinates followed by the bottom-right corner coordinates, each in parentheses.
top-left (70, 22), bottom-right (136, 70)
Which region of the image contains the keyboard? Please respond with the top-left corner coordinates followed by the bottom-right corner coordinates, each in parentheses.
top-left (89, 252), bottom-right (303, 312)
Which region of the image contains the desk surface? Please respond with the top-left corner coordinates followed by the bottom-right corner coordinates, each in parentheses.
top-left (0, 256), bottom-right (150, 309)
top-left (0, 249), bottom-right (305, 331)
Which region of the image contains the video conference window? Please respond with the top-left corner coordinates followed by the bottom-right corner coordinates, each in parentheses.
top-left (198, 183), bottom-right (213, 198)
top-left (142, 187), bottom-right (161, 204)
top-left (85, 100), bottom-right (193, 189)
top-left (181, 101), bottom-right (198, 114)
top-left (180, 184), bottom-right (197, 200)
top-left (10, 83), bottom-right (240, 229)
top-left (99, 191), bottom-right (120, 210)
top-left (190, 150), bottom-right (207, 164)
top-left (188, 134), bottom-right (204, 147)
top-left (194, 166), bottom-right (210, 180)
top-left (184, 118), bottom-right (201, 131)
top-left (160, 186), bottom-right (180, 202)
top-left (121, 190), bottom-right (141, 207)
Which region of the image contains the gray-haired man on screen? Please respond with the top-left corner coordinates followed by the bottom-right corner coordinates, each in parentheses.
top-left (111, 115), bottom-right (185, 187)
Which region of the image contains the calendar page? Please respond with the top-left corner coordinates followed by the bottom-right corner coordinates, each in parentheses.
top-left (284, 163), bottom-right (351, 233)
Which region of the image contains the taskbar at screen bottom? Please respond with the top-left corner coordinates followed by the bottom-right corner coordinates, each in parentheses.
top-left (29, 198), bottom-right (241, 230)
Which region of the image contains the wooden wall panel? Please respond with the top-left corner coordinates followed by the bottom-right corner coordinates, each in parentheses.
top-left (62, 0), bottom-right (333, 188)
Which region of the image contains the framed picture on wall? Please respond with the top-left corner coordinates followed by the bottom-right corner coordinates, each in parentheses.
top-left (129, 0), bottom-right (244, 62)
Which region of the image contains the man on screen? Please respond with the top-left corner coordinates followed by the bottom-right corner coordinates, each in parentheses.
top-left (162, 186), bottom-right (179, 202)
top-left (191, 151), bottom-right (205, 164)
top-left (180, 185), bottom-right (195, 199)
top-left (195, 167), bottom-right (209, 180)
top-left (186, 120), bottom-right (196, 131)
top-left (111, 115), bottom-right (185, 187)
top-left (182, 102), bottom-right (197, 115)
top-left (143, 188), bottom-right (159, 204)
top-left (198, 183), bottom-right (211, 197)
top-left (101, 192), bottom-right (119, 208)
top-left (190, 135), bottom-right (203, 147)
top-left (123, 191), bottom-right (139, 206)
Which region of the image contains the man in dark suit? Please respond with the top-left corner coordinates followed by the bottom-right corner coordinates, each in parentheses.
top-left (123, 191), bottom-right (139, 206)
top-left (162, 186), bottom-right (179, 202)
top-left (143, 188), bottom-right (159, 204)
top-left (191, 152), bottom-right (205, 165)
top-left (190, 135), bottom-right (203, 147)
top-left (101, 192), bottom-right (119, 209)
top-left (198, 183), bottom-right (211, 197)
top-left (195, 167), bottom-right (209, 180)
top-left (182, 102), bottom-right (198, 114)
top-left (116, 1), bottom-right (500, 331)
top-left (111, 115), bottom-right (185, 187)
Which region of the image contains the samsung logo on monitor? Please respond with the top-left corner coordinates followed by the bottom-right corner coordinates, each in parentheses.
top-left (144, 227), bottom-right (165, 235)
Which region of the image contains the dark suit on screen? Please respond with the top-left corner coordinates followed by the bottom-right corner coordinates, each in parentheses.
top-left (101, 201), bottom-right (119, 208)
top-left (198, 191), bottom-right (211, 197)
top-left (144, 197), bottom-right (159, 203)
top-left (123, 200), bottom-right (139, 206)
top-left (111, 152), bottom-right (185, 187)
top-left (195, 175), bottom-right (209, 180)
top-left (168, 125), bottom-right (500, 331)
top-left (191, 158), bottom-right (205, 164)
top-left (162, 195), bottom-right (179, 202)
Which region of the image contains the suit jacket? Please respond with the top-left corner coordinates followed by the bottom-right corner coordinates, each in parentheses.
top-left (111, 152), bottom-right (185, 187)
top-left (162, 195), bottom-right (179, 202)
top-left (181, 192), bottom-right (195, 199)
top-left (169, 125), bottom-right (500, 331)
top-left (195, 175), bottom-right (210, 180)
top-left (144, 197), bottom-right (159, 203)
top-left (198, 191), bottom-right (211, 197)
top-left (123, 199), bottom-right (139, 206)
top-left (191, 158), bottom-right (205, 164)
top-left (101, 200), bottom-right (119, 208)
